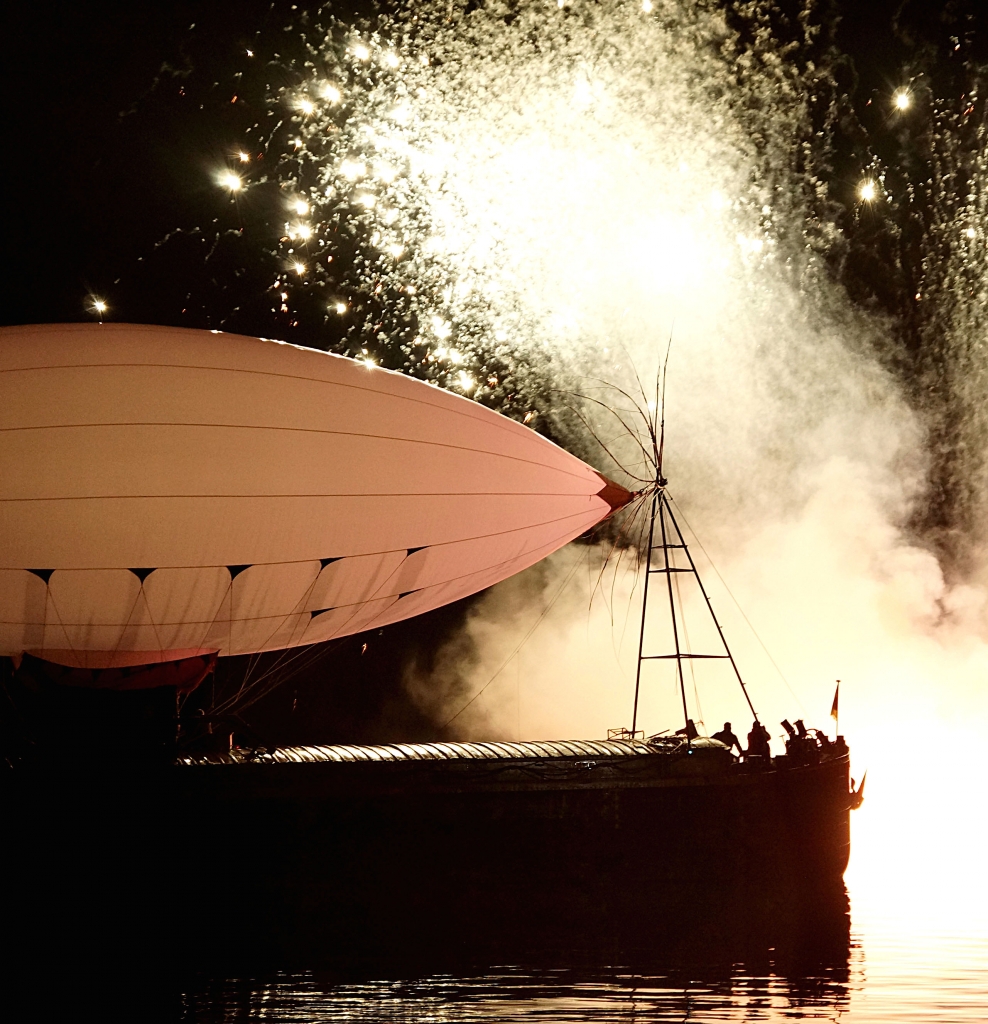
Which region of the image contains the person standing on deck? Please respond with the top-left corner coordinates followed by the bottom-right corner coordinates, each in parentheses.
top-left (712, 722), bottom-right (742, 754)
top-left (746, 720), bottom-right (771, 759)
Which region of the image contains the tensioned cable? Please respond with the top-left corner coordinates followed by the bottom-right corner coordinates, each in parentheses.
top-left (218, 566), bottom-right (327, 711)
top-left (443, 549), bottom-right (590, 728)
top-left (231, 639), bottom-right (352, 715)
top-left (104, 583), bottom-right (147, 669)
top-left (216, 628), bottom-right (358, 718)
top-left (227, 502), bottom-right (637, 718)
top-left (215, 645), bottom-right (317, 716)
top-left (139, 583), bottom-right (167, 662)
top-left (41, 588), bottom-right (82, 668)
top-left (210, 562), bottom-right (359, 715)
top-left (191, 574), bottom-right (234, 688)
top-left (667, 495), bottom-right (807, 714)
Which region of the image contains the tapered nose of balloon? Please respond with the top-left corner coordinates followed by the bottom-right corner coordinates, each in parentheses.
top-left (594, 474), bottom-right (636, 516)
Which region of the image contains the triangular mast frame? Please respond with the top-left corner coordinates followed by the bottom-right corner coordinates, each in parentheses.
top-left (631, 478), bottom-right (757, 735)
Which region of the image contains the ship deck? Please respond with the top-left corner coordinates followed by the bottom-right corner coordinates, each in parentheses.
top-left (177, 736), bottom-right (673, 766)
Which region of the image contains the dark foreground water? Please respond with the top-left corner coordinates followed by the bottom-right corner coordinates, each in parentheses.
top-left (10, 766), bottom-right (986, 1020)
top-left (176, 912), bottom-right (987, 1023)
top-left (170, 800), bottom-right (987, 1024)
top-left (21, 838), bottom-right (984, 1019)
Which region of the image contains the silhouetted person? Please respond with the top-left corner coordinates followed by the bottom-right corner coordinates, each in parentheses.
top-left (712, 721), bottom-right (742, 753)
top-left (785, 718), bottom-right (821, 763)
top-left (782, 718), bottom-right (805, 760)
top-left (676, 718), bottom-right (699, 740)
top-left (746, 719), bottom-right (771, 759)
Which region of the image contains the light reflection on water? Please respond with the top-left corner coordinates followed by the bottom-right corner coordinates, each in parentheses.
top-left (181, 921), bottom-right (988, 1023)
top-left (178, 740), bottom-right (988, 1022)
top-left (846, 928), bottom-right (988, 1023)
top-left (180, 801), bottom-right (988, 1023)
top-left (184, 966), bottom-right (852, 1022)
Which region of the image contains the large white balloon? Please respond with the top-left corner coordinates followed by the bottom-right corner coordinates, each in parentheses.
top-left (0, 324), bottom-right (630, 670)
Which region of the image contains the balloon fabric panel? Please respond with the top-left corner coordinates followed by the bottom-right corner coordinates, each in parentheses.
top-left (0, 324), bottom-right (633, 668)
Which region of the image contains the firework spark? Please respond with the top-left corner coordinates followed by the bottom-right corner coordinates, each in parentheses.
top-left (218, 170), bottom-right (243, 192)
top-left (188, 0), bottom-right (979, 523)
top-left (256, 0), bottom-right (825, 463)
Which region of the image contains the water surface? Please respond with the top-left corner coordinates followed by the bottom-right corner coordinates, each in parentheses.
top-left (178, 912), bottom-right (988, 1022)
top-left (178, 800), bottom-right (988, 1023)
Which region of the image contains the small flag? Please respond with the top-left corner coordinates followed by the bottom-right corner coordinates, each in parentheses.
top-left (830, 680), bottom-right (840, 721)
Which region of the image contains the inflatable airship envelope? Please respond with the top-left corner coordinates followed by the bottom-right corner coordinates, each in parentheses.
top-left (0, 324), bottom-right (632, 689)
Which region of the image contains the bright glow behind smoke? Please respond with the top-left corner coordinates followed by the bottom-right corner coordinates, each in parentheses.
top-left (274, 6), bottom-right (988, 916)
top-left (280, 1), bottom-right (794, 413)
top-left (268, 0), bottom-right (988, 922)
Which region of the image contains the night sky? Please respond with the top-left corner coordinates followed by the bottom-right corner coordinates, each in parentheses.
top-left (3, 0), bottom-right (985, 747)
top-left (8, 1), bottom-right (982, 334)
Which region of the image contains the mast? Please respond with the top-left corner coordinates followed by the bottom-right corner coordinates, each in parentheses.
top-left (632, 475), bottom-right (757, 735)
top-left (631, 339), bottom-right (755, 736)
top-left (657, 492), bottom-right (690, 731)
top-left (662, 497), bottom-right (757, 719)
top-left (631, 487), bottom-right (657, 735)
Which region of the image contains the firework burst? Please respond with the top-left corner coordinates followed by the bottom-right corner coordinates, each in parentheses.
top-left (219, 2), bottom-right (844, 481)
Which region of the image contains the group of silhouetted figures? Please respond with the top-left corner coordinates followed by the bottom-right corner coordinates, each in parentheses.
top-left (674, 717), bottom-right (838, 763)
top-left (710, 720), bottom-right (771, 758)
top-left (675, 718), bottom-right (771, 758)
top-left (780, 717), bottom-right (840, 765)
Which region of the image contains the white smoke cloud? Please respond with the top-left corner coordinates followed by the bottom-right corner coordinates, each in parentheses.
top-left (287, 1), bottom-right (988, 919)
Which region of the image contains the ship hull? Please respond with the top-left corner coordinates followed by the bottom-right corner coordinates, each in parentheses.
top-left (174, 748), bottom-right (850, 920)
top-left (3, 745), bottom-right (850, 969)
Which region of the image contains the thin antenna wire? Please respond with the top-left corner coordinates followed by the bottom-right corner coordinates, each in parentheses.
top-left (667, 495), bottom-right (806, 714)
top-left (443, 550), bottom-right (588, 729)
top-left (656, 327), bottom-right (673, 481)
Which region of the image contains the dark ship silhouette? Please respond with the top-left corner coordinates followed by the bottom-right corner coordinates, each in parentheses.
top-left (3, 478), bottom-right (858, 953)
top-left (166, 481), bottom-right (858, 921)
top-left (1, 330), bottom-right (860, 958)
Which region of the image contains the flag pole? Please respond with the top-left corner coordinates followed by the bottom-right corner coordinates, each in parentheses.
top-left (831, 679), bottom-right (840, 739)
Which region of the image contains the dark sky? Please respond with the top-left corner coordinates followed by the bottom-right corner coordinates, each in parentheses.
top-left (1, 0), bottom-right (943, 332)
top-left (1, 0), bottom-right (982, 746)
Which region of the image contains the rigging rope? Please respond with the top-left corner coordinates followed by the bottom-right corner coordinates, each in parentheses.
top-left (443, 550), bottom-right (589, 728)
top-left (667, 495), bottom-right (807, 715)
